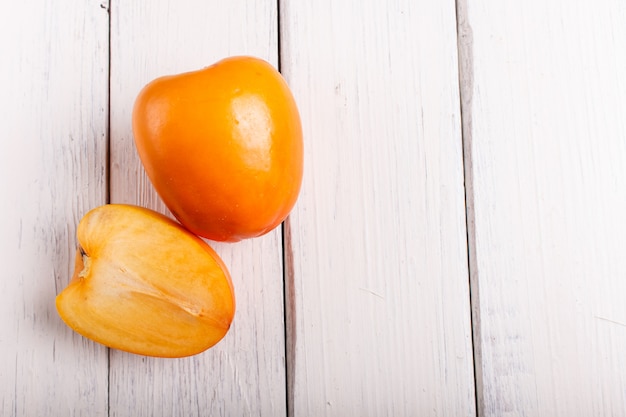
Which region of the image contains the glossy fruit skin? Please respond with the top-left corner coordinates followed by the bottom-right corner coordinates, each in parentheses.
top-left (55, 204), bottom-right (235, 358)
top-left (132, 56), bottom-right (303, 242)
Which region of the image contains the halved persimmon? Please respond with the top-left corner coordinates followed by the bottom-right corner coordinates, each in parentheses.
top-left (56, 204), bottom-right (235, 358)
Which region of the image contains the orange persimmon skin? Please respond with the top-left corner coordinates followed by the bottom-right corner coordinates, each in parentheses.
top-left (132, 56), bottom-right (303, 242)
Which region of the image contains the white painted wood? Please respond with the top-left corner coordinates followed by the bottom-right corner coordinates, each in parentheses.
top-left (0, 1), bottom-right (109, 416)
top-left (108, 1), bottom-right (286, 416)
top-left (280, 0), bottom-right (476, 415)
top-left (460, 0), bottom-right (626, 415)
top-left (7, 0), bottom-right (625, 415)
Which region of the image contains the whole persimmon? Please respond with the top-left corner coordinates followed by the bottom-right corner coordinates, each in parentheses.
top-left (56, 204), bottom-right (235, 358)
top-left (132, 56), bottom-right (303, 242)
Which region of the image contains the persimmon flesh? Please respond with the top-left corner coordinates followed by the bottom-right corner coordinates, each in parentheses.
top-left (55, 204), bottom-right (235, 358)
top-left (132, 56), bottom-right (303, 242)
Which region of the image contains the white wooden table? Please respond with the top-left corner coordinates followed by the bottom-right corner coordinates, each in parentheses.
top-left (2, 1), bottom-right (625, 416)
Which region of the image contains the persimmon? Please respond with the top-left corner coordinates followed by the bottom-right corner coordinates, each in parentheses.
top-left (55, 204), bottom-right (235, 358)
top-left (132, 56), bottom-right (303, 242)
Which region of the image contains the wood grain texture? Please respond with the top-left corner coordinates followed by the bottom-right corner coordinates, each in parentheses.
top-left (108, 1), bottom-right (286, 416)
top-left (280, 0), bottom-right (476, 415)
top-left (0, 1), bottom-right (110, 416)
top-left (460, 0), bottom-right (626, 415)
top-left (6, 0), bottom-right (626, 415)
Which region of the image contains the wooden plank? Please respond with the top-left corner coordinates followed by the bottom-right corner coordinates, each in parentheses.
top-left (280, 0), bottom-right (476, 415)
top-left (108, 1), bottom-right (286, 416)
top-left (459, 0), bottom-right (626, 415)
top-left (0, 1), bottom-right (109, 416)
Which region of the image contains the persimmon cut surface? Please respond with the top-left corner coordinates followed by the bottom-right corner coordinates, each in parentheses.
top-left (56, 204), bottom-right (235, 358)
top-left (132, 56), bottom-right (303, 242)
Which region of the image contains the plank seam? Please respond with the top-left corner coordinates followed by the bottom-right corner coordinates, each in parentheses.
top-left (282, 219), bottom-right (296, 417)
top-left (104, 0), bottom-right (112, 207)
top-left (454, 0), bottom-right (483, 416)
